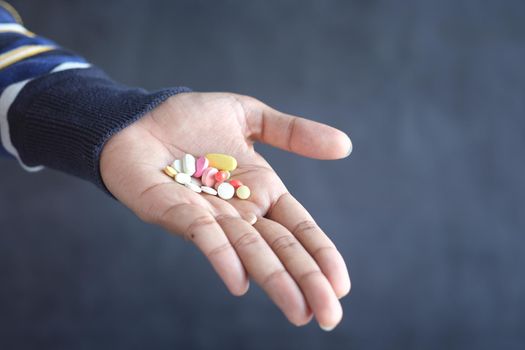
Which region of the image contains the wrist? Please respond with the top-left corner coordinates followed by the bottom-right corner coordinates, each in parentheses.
top-left (8, 66), bottom-right (190, 192)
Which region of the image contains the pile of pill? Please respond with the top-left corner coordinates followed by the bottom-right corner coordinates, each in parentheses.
top-left (163, 153), bottom-right (251, 201)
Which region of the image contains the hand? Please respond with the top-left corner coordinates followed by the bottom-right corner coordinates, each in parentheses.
top-left (100, 92), bottom-right (352, 330)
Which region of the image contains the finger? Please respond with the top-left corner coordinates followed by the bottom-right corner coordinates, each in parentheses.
top-left (255, 217), bottom-right (343, 330)
top-left (155, 201), bottom-right (249, 296)
top-left (216, 215), bottom-right (313, 326)
top-left (267, 193), bottom-right (351, 299)
top-left (244, 98), bottom-right (352, 159)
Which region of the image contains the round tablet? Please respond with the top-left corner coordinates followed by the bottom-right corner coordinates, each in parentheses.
top-left (214, 170), bottom-right (229, 183)
top-left (201, 167), bottom-right (218, 187)
top-left (236, 185), bottom-right (251, 200)
top-left (217, 182), bottom-right (234, 200)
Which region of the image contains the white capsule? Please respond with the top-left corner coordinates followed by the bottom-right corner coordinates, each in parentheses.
top-left (217, 182), bottom-right (235, 200)
top-left (175, 173), bottom-right (191, 185)
top-left (171, 159), bottom-right (182, 173)
top-left (201, 186), bottom-right (218, 196)
top-left (185, 182), bottom-right (202, 193)
top-left (182, 154), bottom-right (196, 176)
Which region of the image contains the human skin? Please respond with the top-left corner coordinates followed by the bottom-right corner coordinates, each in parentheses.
top-left (100, 92), bottom-right (352, 330)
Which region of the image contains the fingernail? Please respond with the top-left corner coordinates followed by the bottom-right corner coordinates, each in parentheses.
top-left (344, 134), bottom-right (353, 157)
top-left (319, 323), bottom-right (336, 332)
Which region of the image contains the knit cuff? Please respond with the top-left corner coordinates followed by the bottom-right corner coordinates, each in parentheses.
top-left (8, 66), bottom-right (191, 192)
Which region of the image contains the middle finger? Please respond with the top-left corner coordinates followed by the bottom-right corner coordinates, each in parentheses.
top-left (216, 215), bottom-right (312, 326)
top-left (254, 217), bottom-right (343, 330)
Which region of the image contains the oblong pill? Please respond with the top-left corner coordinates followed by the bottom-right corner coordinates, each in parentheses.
top-left (185, 182), bottom-right (202, 193)
top-left (175, 173), bottom-right (191, 185)
top-left (193, 156), bottom-right (209, 178)
top-left (201, 167), bottom-right (218, 187)
top-left (182, 154), bottom-right (196, 176)
top-left (236, 185), bottom-right (251, 200)
top-left (217, 182), bottom-right (235, 200)
top-left (205, 153), bottom-right (237, 171)
top-left (171, 159), bottom-right (182, 173)
top-left (163, 165), bottom-right (177, 178)
top-left (201, 186), bottom-right (218, 196)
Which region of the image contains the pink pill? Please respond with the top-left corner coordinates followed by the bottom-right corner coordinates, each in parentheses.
top-left (193, 156), bottom-right (209, 178)
top-left (201, 167), bottom-right (218, 187)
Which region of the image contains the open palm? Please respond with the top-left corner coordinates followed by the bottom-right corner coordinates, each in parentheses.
top-left (100, 92), bottom-right (352, 330)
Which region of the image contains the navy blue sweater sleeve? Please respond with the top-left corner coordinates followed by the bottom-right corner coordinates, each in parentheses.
top-left (0, 3), bottom-right (190, 191)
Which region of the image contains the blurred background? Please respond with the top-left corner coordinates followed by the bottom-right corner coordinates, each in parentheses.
top-left (1, 0), bottom-right (524, 349)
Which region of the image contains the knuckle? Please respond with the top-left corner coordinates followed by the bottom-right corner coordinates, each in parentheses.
top-left (215, 214), bottom-right (237, 224)
top-left (271, 235), bottom-right (300, 255)
top-left (205, 242), bottom-right (234, 259)
top-left (233, 232), bottom-right (261, 250)
top-left (293, 220), bottom-right (319, 237)
top-left (312, 245), bottom-right (337, 259)
top-left (298, 269), bottom-right (324, 285)
top-left (262, 268), bottom-right (288, 289)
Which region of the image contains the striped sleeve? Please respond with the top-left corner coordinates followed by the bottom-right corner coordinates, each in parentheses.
top-left (0, 2), bottom-right (190, 191)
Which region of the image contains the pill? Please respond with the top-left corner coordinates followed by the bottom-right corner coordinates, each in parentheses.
top-left (175, 173), bottom-right (191, 185)
top-left (171, 159), bottom-right (182, 173)
top-left (205, 153), bottom-right (237, 171)
top-left (214, 170), bottom-right (229, 183)
top-left (217, 182), bottom-right (235, 200)
top-left (236, 185), bottom-right (251, 200)
top-left (185, 182), bottom-right (202, 193)
top-left (190, 177), bottom-right (203, 187)
top-left (193, 156), bottom-right (209, 178)
top-left (201, 167), bottom-right (218, 187)
top-left (182, 154), bottom-right (196, 176)
top-left (214, 181), bottom-right (223, 190)
top-left (163, 165), bottom-right (177, 178)
top-left (229, 179), bottom-right (243, 189)
top-left (201, 186), bottom-right (218, 196)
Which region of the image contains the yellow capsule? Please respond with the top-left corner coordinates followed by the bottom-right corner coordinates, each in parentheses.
top-left (163, 165), bottom-right (177, 178)
top-left (236, 185), bottom-right (251, 200)
top-left (205, 153), bottom-right (237, 171)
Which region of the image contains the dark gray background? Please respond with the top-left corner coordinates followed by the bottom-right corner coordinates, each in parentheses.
top-left (1, 0), bottom-right (524, 349)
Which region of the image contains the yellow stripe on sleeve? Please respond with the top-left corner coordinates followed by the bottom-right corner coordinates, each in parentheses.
top-left (0, 1), bottom-right (23, 24)
top-left (0, 44), bottom-right (55, 70)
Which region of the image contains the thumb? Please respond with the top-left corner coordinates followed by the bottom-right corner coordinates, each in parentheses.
top-left (243, 98), bottom-right (352, 160)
